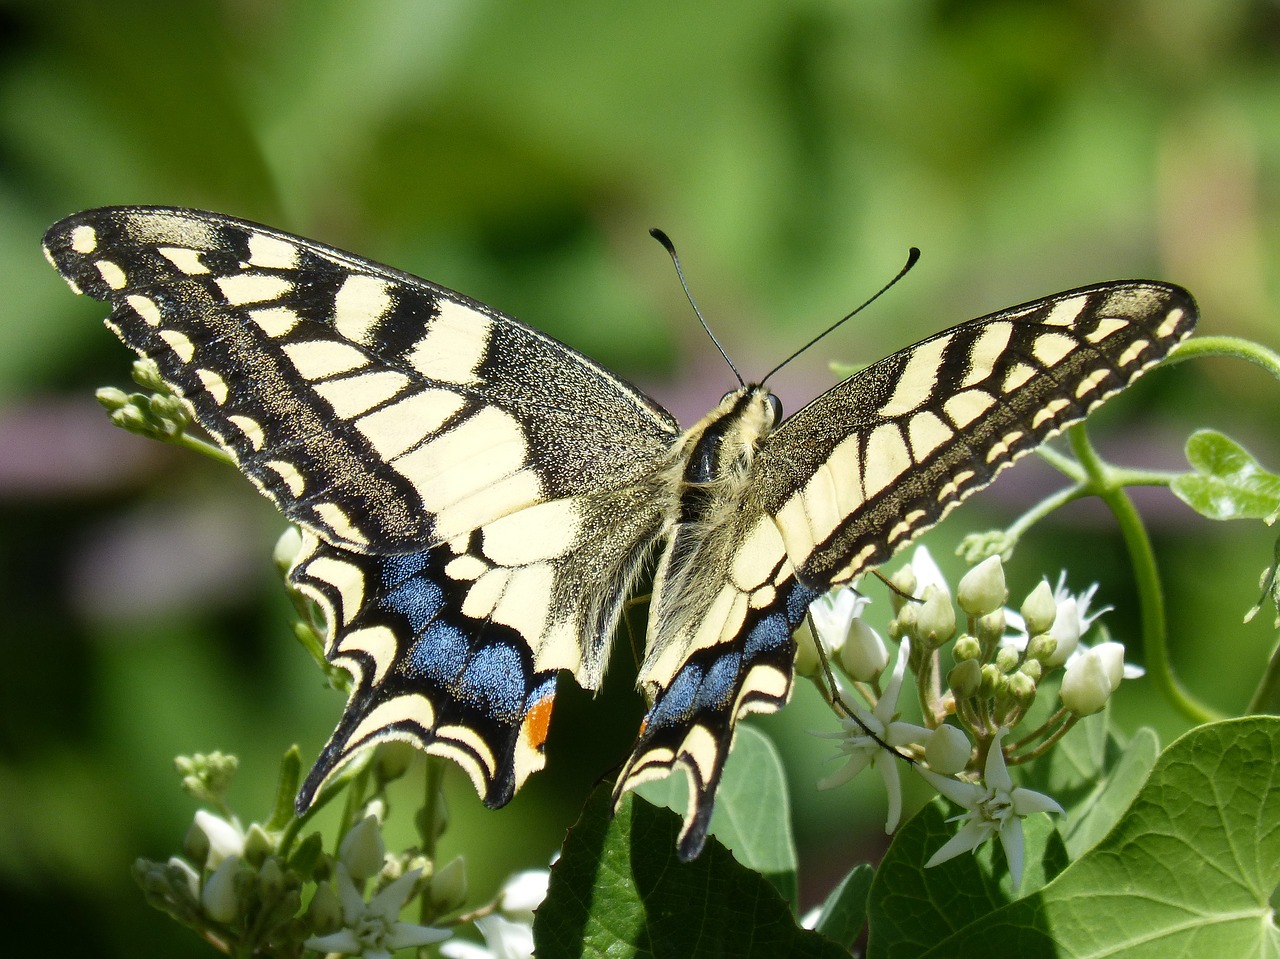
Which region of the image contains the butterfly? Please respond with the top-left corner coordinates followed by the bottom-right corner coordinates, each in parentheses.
top-left (43, 207), bottom-right (1196, 859)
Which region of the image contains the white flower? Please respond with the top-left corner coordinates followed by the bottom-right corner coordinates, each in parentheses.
top-left (193, 810), bottom-right (245, 869)
top-left (1060, 641), bottom-right (1128, 715)
top-left (498, 869), bottom-right (549, 922)
top-left (809, 586), bottom-right (871, 650)
top-left (815, 637), bottom-right (931, 832)
top-left (1003, 574), bottom-right (1138, 675)
top-left (908, 546), bottom-right (950, 598)
top-left (918, 729), bottom-right (1063, 889)
top-left (957, 555), bottom-right (1007, 618)
top-left (440, 915), bottom-right (534, 959)
top-left (304, 864), bottom-right (449, 959)
top-left (338, 815), bottom-right (386, 882)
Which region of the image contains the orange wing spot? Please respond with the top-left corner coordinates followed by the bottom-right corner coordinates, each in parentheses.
top-left (522, 695), bottom-right (555, 751)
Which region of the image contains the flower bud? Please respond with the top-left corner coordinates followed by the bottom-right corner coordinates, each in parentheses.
top-left (304, 878), bottom-right (342, 935)
top-left (947, 659), bottom-right (982, 699)
top-left (957, 555), bottom-right (1007, 617)
top-left (889, 601), bottom-right (917, 641)
top-left (430, 855), bottom-right (468, 913)
top-left (975, 609), bottom-right (1006, 645)
top-left (338, 816), bottom-right (385, 882)
top-left (182, 820), bottom-right (211, 867)
top-left (838, 619), bottom-right (890, 681)
top-left (95, 386), bottom-right (129, 410)
top-left (995, 645), bottom-right (1020, 673)
top-left (952, 634), bottom-right (981, 661)
top-left (256, 856), bottom-right (285, 902)
top-left (1007, 669), bottom-right (1036, 707)
top-left (273, 526), bottom-right (304, 573)
top-left (1019, 659), bottom-right (1042, 684)
top-left (131, 357), bottom-right (165, 391)
top-left (1020, 581), bottom-right (1057, 636)
top-left (201, 855), bottom-right (241, 924)
top-left (979, 663), bottom-right (1003, 698)
top-left (1025, 633), bottom-right (1057, 663)
top-left (166, 856), bottom-right (201, 902)
top-left (917, 586), bottom-right (956, 649)
top-left (1045, 596), bottom-right (1081, 667)
top-left (243, 823), bottom-right (275, 867)
top-left (925, 724), bottom-right (972, 775)
top-left (889, 564), bottom-right (917, 608)
top-left (1091, 642), bottom-right (1127, 690)
top-left (1060, 649), bottom-right (1111, 715)
top-left (500, 869), bottom-right (551, 921)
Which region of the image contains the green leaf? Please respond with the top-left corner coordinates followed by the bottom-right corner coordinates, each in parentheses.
top-left (813, 863), bottom-right (874, 949)
top-left (265, 746), bottom-right (303, 832)
top-left (866, 802), bottom-right (1067, 958)
top-left (1059, 726), bottom-right (1158, 859)
top-left (636, 724), bottom-right (798, 905)
top-left (535, 786), bottom-right (847, 959)
top-left (877, 718), bottom-right (1280, 958)
top-left (1171, 429), bottom-right (1280, 521)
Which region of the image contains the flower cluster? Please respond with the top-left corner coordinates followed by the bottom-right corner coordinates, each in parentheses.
top-left (804, 546), bottom-right (1132, 886)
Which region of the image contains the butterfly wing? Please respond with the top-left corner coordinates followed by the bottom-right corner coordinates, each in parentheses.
top-left (614, 281), bottom-right (1196, 858)
top-left (43, 206), bottom-right (681, 807)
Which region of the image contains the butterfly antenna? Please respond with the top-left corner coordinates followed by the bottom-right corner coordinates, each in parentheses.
top-left (651, 228), bottom-right (744, 387)
top-left (761, 247), bottom-right (921, 384)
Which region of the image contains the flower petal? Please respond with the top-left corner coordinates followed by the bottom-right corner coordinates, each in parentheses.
top-left (997, 815), bottom-right (1026, 889)
top-left (982, 729), bottom-right (1014, 792)
top-left (924, 817), bottom-right (991, 867)
top-left (1011, 787), bottom-right (1065, 817)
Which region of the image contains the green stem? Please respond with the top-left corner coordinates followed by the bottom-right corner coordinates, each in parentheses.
top-left (1068, 426), bottom-right (1221, 724)
top-left (1247, 634), bottom-right (1280, 715)
top-left (1165, 335), bottom-right (1280, 382)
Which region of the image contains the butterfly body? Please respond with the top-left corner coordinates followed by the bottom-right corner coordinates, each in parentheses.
top-left (43, 207), bottom-right (1196, 858)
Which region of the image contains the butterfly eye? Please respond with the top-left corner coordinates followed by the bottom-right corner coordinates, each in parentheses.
top-left (767, 393), bottom-right (783, 426)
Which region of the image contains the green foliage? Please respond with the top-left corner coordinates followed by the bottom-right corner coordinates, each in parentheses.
top-left (1172, 429), bottom-right (1280, 522)
top-left (536, 788), bottom-right (845, 959)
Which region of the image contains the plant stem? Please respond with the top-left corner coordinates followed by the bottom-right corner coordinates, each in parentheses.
top-left (1068, 425), bottom-right (1221, 724)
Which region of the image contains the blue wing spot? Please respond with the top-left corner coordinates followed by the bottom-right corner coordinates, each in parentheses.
top-left (403, 621), bottom-right (470, 683)
top-left (786, 582), bottom-right (822, 622)
top-left (526, 675), bottom-right (557, 708)
top-left (644, 663), bottom-right (702, 730)
top-left (458, 643), bottom-right (528, 723)
top-left (380, 559), bottom-right (445, 635)
top-left (695, 651), bottom-right (742, 712)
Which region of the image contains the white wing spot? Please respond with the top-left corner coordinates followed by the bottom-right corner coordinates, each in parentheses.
top-left (878, 334), bottom-right (949, 417)
top-left (1002, 362), bottom-right (1036, 392)
top-left (334, 275), bottom-right (393, 345)
top-left (960, 322), bottom-right (1013, 388)
top-left (158, 246), bottom-right (210, 275)
top-left (943, 389), bottom-right (995, 428)
top-left (197, 368), bottom-right (229, 404)
top-left (825, 433), bottom-right (864, 514)
top-left (398, 406), bottom-right (528, 508)
top-left (1043, 295), bottom-right (1088, 326)
top-left (481, 499), bottom-right (581, 566)
top-left (1031, 331), bottom-right (1077, 367)
top-left (313, 369), bottom-right (410, 419)
top-left (731, 518), bottom-right (787, 592)
top-left (1085, 317), bottom-right (1127, 343)
top-left (70, 225), bottom-right (97, 253)
top-left (306, 554), bottom-right (367, 628)
top-left (229, 414), bottom-right (265, 450)
top-left (862, 423), bottom-right (912, 498)
top-left (462, 567), bottom-right (509, 620)
top-left (249, 306), bottom-right (300, 338)
top-left (216, 273), bottom-right (294, 306)
top-left (160, 329), bottom-right (195, 362)
top-left (126, 294), bottom-right (162, 327)
top-left (408, 300), bottom-right (492, 386)
top-left (1074, 368), bottom-right (1112, 399)
top-left (1118, 339), bottom-right (1151, 368)
top-left (907, 410), bottom-right (951, 461)
top-left (264, 459), bottom-right (305, 496)
top-left (1031, 397), bottom-right (1072, 430)
top-left (282, 340), bottom-right (370, 380)
top-left (445, 555), bottom-right (488, 581)
top-left (335, 626), bottom-right (396, 683)
top-left (312, 502), bottom-right (369, 546)
top-left (246, 233), bottom-right (300, 270)
top-left (490, 563), bottom-right (555, 643)
top-left (355, 389), bottom-right (465, 458)
top-left (95, 260), bottom-right (126, 289)
top-left (1156, 309), bottom-right (1185, 340)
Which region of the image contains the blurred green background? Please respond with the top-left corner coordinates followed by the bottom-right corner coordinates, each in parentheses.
top-left (2, 0), bottom-right (1277, 954)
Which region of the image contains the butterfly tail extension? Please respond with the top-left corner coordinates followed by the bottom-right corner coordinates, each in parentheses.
top-left (612, 581), bottom-right (821, 860)
top-left (291, 537), bottom-right (559, 812)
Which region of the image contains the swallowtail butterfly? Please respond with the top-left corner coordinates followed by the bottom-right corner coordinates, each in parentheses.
top-left (44, 207), bottom-right (1195, 859)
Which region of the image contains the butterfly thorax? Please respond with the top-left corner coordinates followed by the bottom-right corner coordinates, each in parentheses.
top-left (640, 386), bottom-right (783, 689)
